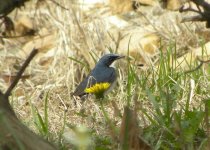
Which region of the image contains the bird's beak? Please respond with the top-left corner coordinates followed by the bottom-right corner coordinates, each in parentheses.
top-left (116, 55), bottom-right (125, 59)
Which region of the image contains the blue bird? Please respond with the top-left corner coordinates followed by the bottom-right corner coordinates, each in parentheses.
top-left (72, 54), bottom-right (124, 97)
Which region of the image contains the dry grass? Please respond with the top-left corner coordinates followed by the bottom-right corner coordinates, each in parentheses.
top-left (0, 0), bottom-right (210, 149)
top-left (0, 0), bottom-right (127, 140)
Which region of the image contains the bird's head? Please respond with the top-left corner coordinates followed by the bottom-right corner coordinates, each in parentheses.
top-left (97, 54), bottom-right (125, 67)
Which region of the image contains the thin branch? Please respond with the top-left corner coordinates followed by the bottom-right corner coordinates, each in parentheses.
top-left (181, 15), bottom-right (205, 23)
top-left (48, 0), bottom-right (69, 10)
top-left (5, 48), bottom-right (38, 98)
top-left (0, 31), bottom-right (36, 39)
top-left (179, 6), bottom-right (201, 14)
top-left (192, 0), bottom-right (210, 11)
top-left (180, 0), bottom-right (210, 27)
top-left (197, 57), bottom-right (210, 63)
top-left (184, 58), bottom-right (210, 74)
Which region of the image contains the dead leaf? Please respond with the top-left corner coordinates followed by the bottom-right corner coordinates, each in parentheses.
top-left (139, 33), bottom-right (160, 55)
top-left (166, 0), bottom-right (182, 10)
top-left (110, 28), bottom-right (160, 65)
top-left (109, 0), bottom-right (133, 14)
top-left (14, 87), bottom-right (25, 97)
top-left (18, 34), bottom-right (56, 59)
top-left (1, 72), bottom-right (31, 84)
top-left (38, 56), bottom-right (54, 66)
top-left (15, 15), bottom-right (34, 35)
top-left (136, 0), bottom-right (158, 6)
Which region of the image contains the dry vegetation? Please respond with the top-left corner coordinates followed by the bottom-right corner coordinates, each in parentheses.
top-left (0, 0), bottom-right (210, 149)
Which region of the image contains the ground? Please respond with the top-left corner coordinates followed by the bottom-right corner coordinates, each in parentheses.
top-left (0, 0), bottom-right (210, 149)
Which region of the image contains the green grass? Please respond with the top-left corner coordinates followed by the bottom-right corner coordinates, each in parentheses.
top-left (49, 43), bottom-right (209, 149)
top-left (97, 52), bottom-right (204, 149)
top-left (31, 91), bottom-right (50, 139)
top-left (9, 42), bottom-right (208, 150)
top-left (1, 0), bottom-right (210, 149)
top-left (137, 46), bottom-right (208, 149)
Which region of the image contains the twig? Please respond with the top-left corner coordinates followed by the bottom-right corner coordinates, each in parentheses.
top-left (181, 15), bottom-right (205, 23)
top-left (0, 31), bottom-right (36, 39)
top-left (184, 61), bottom-right (203, 74)
top-left (5, 48), bottom-right (38, 98)
top-left (184, 57), bottom-right (210, 74)
top-left (48, 0), bottom-right (69, 10)
top-left (179, 6), bottom-right (201, 14)
top-left (192, 0), bottom-right (210, 11)
top-left (197, 57), bottom-right (210, 63)
top-left (179, 0), bottom-right (210, 27)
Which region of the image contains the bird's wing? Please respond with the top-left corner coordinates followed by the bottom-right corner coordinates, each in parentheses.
top-left (73, 67), bottom-right (116, 97)
top-left (72, 71), bottom-right (97, 97)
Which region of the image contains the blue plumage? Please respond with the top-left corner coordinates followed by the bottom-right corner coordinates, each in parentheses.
top-left (73, 54), bottom-right (124, 97)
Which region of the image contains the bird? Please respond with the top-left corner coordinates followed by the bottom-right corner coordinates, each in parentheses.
top-left (72, 53), bottom-right (124, 98)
